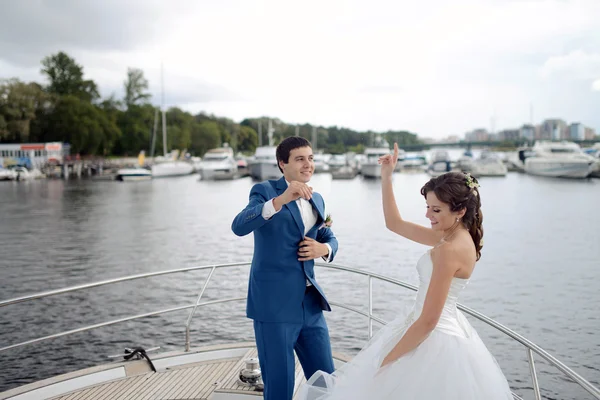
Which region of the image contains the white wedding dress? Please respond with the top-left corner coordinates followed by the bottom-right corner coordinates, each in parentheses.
top-left (300, 250), bottom-right (514, 399)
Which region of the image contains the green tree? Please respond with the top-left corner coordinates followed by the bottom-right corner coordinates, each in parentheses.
top-left (123, 68), bottom-right (151, 108)
top-left (191, 120), bottom-right (221, 155)
top-left (100, 95), bottom-right (123, 125)
top-left (0, 114), bottom-right (7, 138)
top-left (383, 130), bottom-right (420, 147)
top-left (44, 95), bottom-right (120, 155)
top-left (166, 107), bottom-right (193, 151)
top-left (115, 104), bottom-right (155, 155)
top-left (236, 125), bottom-right (258, 153)
top-left (41, 52), bottom-right (99, 102)
top-left (0, 79), bottom-right (52, 142)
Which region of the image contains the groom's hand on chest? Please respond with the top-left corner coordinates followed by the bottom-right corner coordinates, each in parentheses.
top-left (274, 181), bottom-right (313, 211)
top-left (298, 237), bottom-right (328, 261)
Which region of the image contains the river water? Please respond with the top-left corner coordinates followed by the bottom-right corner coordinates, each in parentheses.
top-left (1, 157), bottom-right (598, 399)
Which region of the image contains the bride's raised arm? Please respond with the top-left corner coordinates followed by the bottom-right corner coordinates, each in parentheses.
top-left (379, 143), bottom-right (444, 246)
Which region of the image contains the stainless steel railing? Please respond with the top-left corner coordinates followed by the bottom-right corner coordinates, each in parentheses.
top-left (0, 261), bottom-right (598, 399)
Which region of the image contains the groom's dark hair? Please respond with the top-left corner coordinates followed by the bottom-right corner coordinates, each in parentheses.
top-left (276, 136), bottom-right (312, 172)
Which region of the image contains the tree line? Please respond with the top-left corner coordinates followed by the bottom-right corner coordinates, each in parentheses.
top-left (0, 52), bottom-right (423, 157)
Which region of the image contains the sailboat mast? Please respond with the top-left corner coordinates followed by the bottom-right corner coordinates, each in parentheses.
top-left (268, 119), bottom-right (274, 146)
top-left (150, 107), bottom-right (158, 158)
top-left (161, 63), bottom-right (167, 157)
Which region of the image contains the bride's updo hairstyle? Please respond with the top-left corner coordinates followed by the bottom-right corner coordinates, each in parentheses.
top-left (420, 172), bottom-right (484, 260)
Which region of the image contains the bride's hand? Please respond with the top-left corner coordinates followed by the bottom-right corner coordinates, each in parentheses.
top-left (378, 143), bottom-right (399, 179)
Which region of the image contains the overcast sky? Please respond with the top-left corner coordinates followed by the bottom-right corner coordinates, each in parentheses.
top-left (1, 0), bottom-right (598, 138)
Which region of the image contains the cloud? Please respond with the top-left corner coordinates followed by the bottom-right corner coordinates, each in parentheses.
top-left (592, 79), bottom-right (600, 92)
top-left (0, 0), bottom-right (200, 66)
top-left (0, 0), bottom-right (599, 137)
top-left (358, 86), bottom-right (404, 95)
top-left (540, 50), bottom-right (600, 80)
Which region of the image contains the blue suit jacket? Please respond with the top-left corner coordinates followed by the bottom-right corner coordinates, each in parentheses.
top-left (232, 177), bottom-right (338, 323)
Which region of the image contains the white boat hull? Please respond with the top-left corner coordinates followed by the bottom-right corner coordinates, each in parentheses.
top-left (0, 170), bottom-right (16, 181)
top-left (119, 175), bottom-right (152, 182)
top-left (590, 160), bottom-right (600, 178)
top-left (471, 162), bottom-right (507, 177)
top-left (524, 159), bottom-right (594, 178)
top-left (248, 161), bottom-right (281, 181)
top-left (200, 167), bottom-right (237, 180)
top-left (427, 161), bottom-right (452, 177)
top-left (116, 168), bottom-right (152, 181)
top-left (361, 163), bottom-right (382, 178)
top-left (331, 166), bottom-right (358, 179)
top-left (151, 162), bottom-right (194, 178)
top-left (314, 162), bottom-right (330, 173)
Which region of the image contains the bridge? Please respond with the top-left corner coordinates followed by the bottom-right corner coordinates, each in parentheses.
top-left (399, 139), bottom-right (600, 152)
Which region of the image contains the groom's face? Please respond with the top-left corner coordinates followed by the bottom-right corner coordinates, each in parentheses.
top-left (280, 146), bottom-right (314, 183)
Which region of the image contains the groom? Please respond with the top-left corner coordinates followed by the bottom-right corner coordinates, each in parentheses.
top-left (232, 136), bottom-right (338, 400)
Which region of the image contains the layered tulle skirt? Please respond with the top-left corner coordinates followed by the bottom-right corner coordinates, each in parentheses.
top-left (299, 307), bottom-right (513, 400)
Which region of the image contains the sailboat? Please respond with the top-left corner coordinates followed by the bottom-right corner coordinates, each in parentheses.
top-left (150, 150), bottom-right (194, 178)
top-left (150, 65), bottom-right (194, 178)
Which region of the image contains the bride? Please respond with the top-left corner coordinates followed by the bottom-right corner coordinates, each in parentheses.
top-left (300, 143), bottom-right (513, 399)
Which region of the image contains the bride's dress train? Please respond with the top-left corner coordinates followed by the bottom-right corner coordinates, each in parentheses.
top-left (300, 250), bottom-right (514, 399)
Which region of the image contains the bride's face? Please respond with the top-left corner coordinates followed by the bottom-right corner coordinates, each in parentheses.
top-left (425, 192), bottom-right (460, 231)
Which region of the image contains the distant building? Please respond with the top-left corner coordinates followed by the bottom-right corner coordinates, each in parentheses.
top-left (444, 135), bottom-right (460, 143)
top-left (584, 126), bottom-right (597, 140)
top-left (520, 124), bottom-right (535, 141)
top-left (0, 142), bottom-right (70, 168)
top-left (464, 128), bottom-right (490, 142)
top-left (539, 119), bottom-right (567, 140)
top-left (569, 123), bottom-right (585, 140)
top-left (497, 129), bottom-right (520, 141)
top-left (462, 119), bottom-right (597, 144)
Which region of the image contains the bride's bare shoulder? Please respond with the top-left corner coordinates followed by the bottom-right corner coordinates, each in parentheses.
top-left (430, 233), bottom-right (476, 265)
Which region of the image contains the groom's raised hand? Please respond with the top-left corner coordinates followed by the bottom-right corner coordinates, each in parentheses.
top-left (298, 237), bottom-right (329, 261)
top-left (273, 181), bottom-right (313, 211)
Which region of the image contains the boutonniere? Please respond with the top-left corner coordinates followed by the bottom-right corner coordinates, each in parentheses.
top-left (320, 213), bottom-right (333, 229)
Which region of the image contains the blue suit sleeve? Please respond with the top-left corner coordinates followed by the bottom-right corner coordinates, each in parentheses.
top-left (316, 196), bottom-right (338, 261)
top-left (231, 183), bottom-right (272, 236)
top-left (317, 227), bottom-right (338, 262)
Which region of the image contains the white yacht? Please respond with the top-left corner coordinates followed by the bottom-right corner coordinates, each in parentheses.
top-left (524, 141), bottom-right (596, 179)
top-left (151, 150), bottom-right (194, 178)
top-left (456, 150), bottom-right (474, 173)
top-left (583, 145), bottom-right (600, 178)
top-left (151, 161), bottom-right (194, 178)
top-left (471, 151), bottom-right (508, 177)
top-left (327, 154), bottom-right (347, 170)
top-left (116, 151), bottom-right (153, 181)
top-left (401, 152), bottom-right (427, 171)
top-left (199, 147), bottom-right (238, 180)
top-left (115, 167), bottom-right (152, 181)
top-left (361, 147), bottom-right (390, 178)
top-left (150, 69), bottom-right (195, 179)
top-left (427, 150), bottom-right (453, 177)
top-left (247, 146), bottom-right (281, 181)
top-left (0, 167), bottom-right (16, 181)
top-left (328, 154), bottom-right (358, 179)
top-left (1, 261), bottom-right (598, 400)
top-left (313, 153), bottom-right (330, 173)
